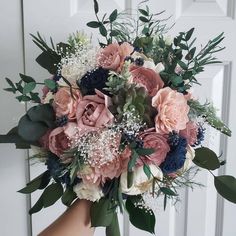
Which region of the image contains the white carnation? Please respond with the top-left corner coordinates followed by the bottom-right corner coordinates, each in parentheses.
top-left (73, 182), bottom-right (104, 202)
top-left (120, 164), bottom-right (163, 195)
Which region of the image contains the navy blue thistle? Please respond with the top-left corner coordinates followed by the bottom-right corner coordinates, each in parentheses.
top-left (160, 136), bottom-right (187, 174)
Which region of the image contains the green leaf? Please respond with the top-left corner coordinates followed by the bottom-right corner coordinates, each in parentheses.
top-left (18, 171), bottom-right (49, 194)
top-left (44, 79), bottom-right (57, 90)
top-left (136, 148), bottom-right (155, 156)
top-left (106, 213), bottom-right (121, 236)
top-left (99, 24), bottom-right (108, 37)
top-left (23, 82), bottom-right (36, 94)
top-left (126, 196), bottom-right (155, 234)
top-left (178, 60), bottom-right (188, 70)
top-left (170, 75), bottom-right (183, 86)
top-left (5, 78), bottom-right (16, 92)
top-left (185, 28), bottom-right (195, 41)
top-left (214, 175), bottom-right (236, 204)
top-left (127, 171), bottom-right (134, 188)
top-left (139, 16), bottom-right (149, 23)
top-left (93, 0), bottom-right (99, 14)
top-left (128, 150), bottom-right (139, 171)
top-left (109, 9), bottom-right (118, 22)
top-left (138, 9), bottom-right (149, 16)
top-left (185, 47), bottom-right (196, 60)
top-left (163, 194), bottom-right (167, 211)
top-left (3, 88), bottom-right (16, 93)
top-left (193, 147), bottom-right (220, 170)
top-left (27, 104), bottom-right (55, 127)
top-left (18, 114), bottom-right (49, 142)
top-left (110, 30), bottom-right (120, 37)
top-left (42, 182), bottom-right (63, 207)
top-left (179, 43), bottom-right (188, 50)
top-left (91, 198), bottom-right (115, 227)
top-left (87, 21), bottom-right (100, 28)
top-left (61, 187), bottom-right (77, 206)
top-left (19, 73), bottom-right (35, 83)
top-left (29, 195), bottom-right (44, 214)
top-left (143, 164), bottom-right (151, 179)
top-left (160, 187), bottom-right (178, 196)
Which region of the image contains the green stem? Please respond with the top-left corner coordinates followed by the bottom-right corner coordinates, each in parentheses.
top-left (105, 213), bottom-right (121, 236)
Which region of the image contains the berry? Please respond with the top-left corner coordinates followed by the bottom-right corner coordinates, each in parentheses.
top-left (55, 115), bottom-right (68, 127)
top-left (135, 57), bottom-right (144, 66)
top-left (168, 131), bottom-right (180, 147)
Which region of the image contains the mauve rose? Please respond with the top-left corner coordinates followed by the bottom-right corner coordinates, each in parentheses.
top-left (137, 128), bottom-right (170, 166)
top-left (152, 87), bottom-right (190, 133)
top-left (39, 129), bottom-right (52, 150)
top-left (48, 122), bottom-right (77, 157)
top-left (97, 42), bottom-right (133, 72)
top-left (180, 121), bottom-right (198, 145)
top-left (53, 87), bottom-right (81, 120)
top-left (129, 65), bottom-right (164, 96)
top-left (76, 89), bottom-right (114, 135)
top-left (79, 166), bottom-right (102, 186)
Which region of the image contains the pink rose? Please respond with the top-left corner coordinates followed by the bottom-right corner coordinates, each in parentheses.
top-left (76, 90), bottom-right (114, 135)
top-left (180, 121), bottom-right (198, 145)
top-left (129, 65), bottom-right (164, 96)
top-left (79, 166), bottom-right (102, 186)
top-left (39, 129), bottom-right (52, 150)
top-left (152, 87), bottom-right (190, 133)
top-left (48, 122), bottom-right (77, 157)
top-left (97, 42), bottom-right (133, 72)
top-left (137, 128), bottom-right (170, 166)
top-left (93, 146), bottom-right (131, 181)
top-left (53, 87), bottom-right (81, 120)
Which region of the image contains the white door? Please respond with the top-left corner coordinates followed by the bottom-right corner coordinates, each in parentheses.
top-left (0, 0), bottom-right (235, 235)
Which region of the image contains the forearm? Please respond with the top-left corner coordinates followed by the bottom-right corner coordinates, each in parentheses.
top-left (38, 199), bottom-right (94, 236)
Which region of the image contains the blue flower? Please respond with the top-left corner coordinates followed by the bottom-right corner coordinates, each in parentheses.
top-left (194, 125), bottom-right (205, 146)
top-left (78, 67), bottom-right (110, 95)
top-left (160, 137), bottom-right (187, 174)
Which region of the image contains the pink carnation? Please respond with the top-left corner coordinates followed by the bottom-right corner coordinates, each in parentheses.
top-left (180, 121), bottom-right (198, 145)
top-left (137, 128), bottom-right (170, 166)
top-left (97, 42), bottom-right (133, 72)
top-left (53, 87), bottom-right (81, 120)
top-left (152, 87), bottom-right (190, 134)
top-left (129, 65), bottom-right (164, 96)
top-left (76, 90), bottom-right (114, 135)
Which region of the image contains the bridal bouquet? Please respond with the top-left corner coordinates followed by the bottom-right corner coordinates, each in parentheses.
top-left (1, 1), bottom-right (235, 235)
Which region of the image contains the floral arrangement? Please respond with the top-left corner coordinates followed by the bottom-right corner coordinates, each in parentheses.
top-left (1, 1), bottom-right (236, 235)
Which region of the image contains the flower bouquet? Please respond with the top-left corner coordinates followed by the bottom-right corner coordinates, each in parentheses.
top-left (0, 1), bottom-right (236, 235)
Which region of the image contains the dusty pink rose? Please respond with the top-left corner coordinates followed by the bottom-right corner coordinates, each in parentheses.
top-left (152, 87), bottom-right (190, 133)
top-left (53, 87), bottom-right (81, 120)
top-left (129, 65), bottom-right (164, 96)
top-left (137, 128), bottom-right (170, 166)
top-left (97, 42), bottom-right (133, 72)
top-left (180, 121), bottom-right (198, 145)
top-left (93, 146), bottom-right (131, 181)
top-left (76, 90), bottom-right (114, 135)
top-left (48, 122), bottom-right (77, 157)
top-left (79, 167), bottom-right (102, 186)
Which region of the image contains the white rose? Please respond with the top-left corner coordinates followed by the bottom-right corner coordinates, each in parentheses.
top-left (120, 164), bottom-right (163, 195)
top-left (43, 91), bottom-right (54, 104)
top-left (164, 35), bottom-right (173, 46)
top-left (73, 182), bottom-right (104, 202)
top-left (177, 145), bottom-right (195, 174)
top-left (155, 62), bottom-right (165, 73)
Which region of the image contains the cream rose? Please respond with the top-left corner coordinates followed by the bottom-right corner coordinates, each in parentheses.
top-left (73, 182), bottom-right (104, 202)
top-left (120, 164), bottom-right (163, 195)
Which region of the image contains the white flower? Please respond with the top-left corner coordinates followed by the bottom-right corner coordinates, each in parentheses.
top-left (164, 35), bottom-right (173, 46)
top-left (73, 182), bottom-right (104, 202)
top-left (177, 145), bottom-right (195, 174)
top-left (120, 164), bottom-right (163, 195)
top-left (155, 62), bottom-right (165, 73)
top-left (42, 91), bottom-right (54, 104)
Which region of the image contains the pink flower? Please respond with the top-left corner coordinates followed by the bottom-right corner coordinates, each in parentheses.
top-left (76, 90), bottom-right (114, 135)
top-left (48, 122), bottom-right (77, 157)
top-left (53, 88), bottom-right (81, 120)
top-left (97, 42), bottom-right (133, 72)
top-left (180, 121), bottom-right (198, 145)
top-left (152, 87), bottom-right (190, 133)
top-left (129, 65), bottom-right (164, 96)
top-left (93, 147), bottom-right (131, 181)
top-left (39, 129), bottom-right (52, 150)
top-left (137, 128), bottom-right (170, 166)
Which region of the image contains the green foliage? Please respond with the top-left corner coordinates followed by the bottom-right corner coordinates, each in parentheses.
top-left (61, 187), bottom-right (77, 207)
top-left (214, 175), bottom-right (236, 204)
top-left (193, 147), bottom-right (221, 170)
top-left (126, 196), bottom-right (155, 234)
top-left (18, 171), bottom-right (51, 194)
top-left (91, 197), bottom-right (116, 227)
top-left (29, 182), bottom-right (63, 214)
top-left (44, 79), bottom-right (57, 90)
top-left (18, 104), bottom-right (55, 142)
top-left (188, 99), bottom-right (231, 136)
top-left (160, 187), bottom-right (178, 196)
top-left (105, 213), bottom-right (121, 236)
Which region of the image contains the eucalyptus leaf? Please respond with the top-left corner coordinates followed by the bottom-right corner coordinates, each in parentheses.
top-left (185, 28), bottom-right (195, 41)
top-left (214, 175), bottom-right (236, 204)
top-left (99, 24), bottom-right (108, 37)
top-left (93, 0), bottom-right (99, 14)
top-left (23, 82), bottom-right (36, 94)
top-left (193, 147), bottom-right (220, 170)
top-left (87, 21), bottom-right (100, 28)
top-left (19, 73), bottom-right (35, 83)
top-left (109, 9), bottom-right (118, 22)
